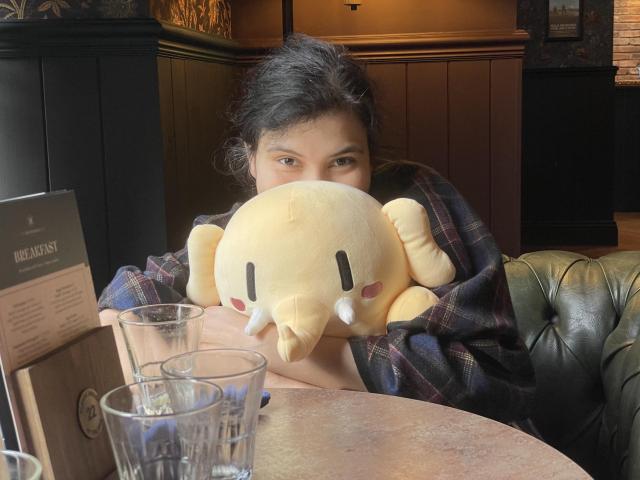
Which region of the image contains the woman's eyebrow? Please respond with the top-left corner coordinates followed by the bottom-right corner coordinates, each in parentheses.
top-left (266, 145), bottom-right (302, 155)
top-left (330, 145), bottom-right (364, 156)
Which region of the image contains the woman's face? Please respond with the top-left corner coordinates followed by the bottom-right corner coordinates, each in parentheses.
top-left (249, 110), bottom-right (371, 194)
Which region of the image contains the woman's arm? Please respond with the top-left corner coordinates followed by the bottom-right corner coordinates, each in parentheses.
top-left (97, 251), bottom-right (189, 311)
top-left (202, 306), bottom-right (366, 391)
top-left (98, 209), bottom-right (239, 311)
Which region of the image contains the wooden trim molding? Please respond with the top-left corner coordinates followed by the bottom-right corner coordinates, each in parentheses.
top-left (0, 20), bottom-right (529, 63)
top-left (157, 22), bottom-right (244, 63)
top-left (237, 29), bottom-right (529, 62)
top-left (0, 19), bottom-right (162, 58)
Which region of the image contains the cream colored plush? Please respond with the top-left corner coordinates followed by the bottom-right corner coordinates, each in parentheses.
top-left (187, 181), bottom-right (455, 362)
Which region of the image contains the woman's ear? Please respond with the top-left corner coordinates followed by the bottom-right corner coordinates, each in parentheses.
top-left (247, 143), bottom-right (257, 180)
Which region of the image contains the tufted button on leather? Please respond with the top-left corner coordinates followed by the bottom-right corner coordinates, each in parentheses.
top-left (548, 313), bottom-right (559, 325)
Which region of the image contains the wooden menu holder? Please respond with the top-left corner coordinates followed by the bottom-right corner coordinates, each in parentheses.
top-left (13, 326), bottom-right (124, 480)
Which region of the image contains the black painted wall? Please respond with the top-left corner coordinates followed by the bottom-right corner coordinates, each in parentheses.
top-left (522, 67), bottom-right (617, 246)
top-left (518, 0), bottom-right (614, 68)
top-left (615, 87), bottom-right (640, 212)
top-left (518, 1), bottom-right (617, 247)
top-left (0, 21), bottom-right (167, 295)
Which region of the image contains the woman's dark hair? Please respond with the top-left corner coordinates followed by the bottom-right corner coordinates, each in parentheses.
top-left (224, 33), bottom-right (380, 187)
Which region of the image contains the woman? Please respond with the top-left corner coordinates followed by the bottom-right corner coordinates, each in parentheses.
top-left (99, 34), bottom-right (535, 424)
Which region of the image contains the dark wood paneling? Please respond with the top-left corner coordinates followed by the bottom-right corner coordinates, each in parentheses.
top-left (407, 62), bottom-right (448, 176)
top-left (491, 58), bottom-right (522, 257)
top-left (0, 58), bottom-right (47, 201)
top-left (169, 58), bottom-right (191, 251)
top-left (366, 63), bottom-right (407, 159)
top-left (157, 57), bottom-right (182, 251)
top-left (99, 55), bottom-right (167, 271)
top-left (159, 58), bottom-right (239, 251)
top-left (183, 60), bottom-right (237, 216)
top-left (42, 57), bottom-right (110, 294)
top-left (522, 67), bottom-right (618, 246)
top-left (614, 86), bottom-right (640, 212)
top-left (0, 19), bottom-right (161, 59)
top-left (448, 61), bottom-right (492, 227)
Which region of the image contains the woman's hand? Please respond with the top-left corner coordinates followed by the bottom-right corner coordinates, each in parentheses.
top-left (200, 305), bottom-right (264, 350)
top-left (201, 306), bottom-right (366, 391)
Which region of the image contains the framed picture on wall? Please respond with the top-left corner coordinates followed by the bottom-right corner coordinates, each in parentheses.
top-left (546, 0), bottom-right (583, 41)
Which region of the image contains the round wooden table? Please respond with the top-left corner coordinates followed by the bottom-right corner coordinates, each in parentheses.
top-left (253, 389), bottom-right (591, 479)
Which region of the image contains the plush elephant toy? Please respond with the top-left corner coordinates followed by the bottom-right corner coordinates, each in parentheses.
top-left (186, 181), bottom-right (455, 362)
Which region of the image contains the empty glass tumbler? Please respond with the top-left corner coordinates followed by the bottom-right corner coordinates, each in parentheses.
top-left (100, 378), bottom-right (224, 480)
top-left (117, 304), bottom-right (205, 382)
top-left (161, 349), bottom-right (267, 480)
top-left (0, 450), bottom-right (42, 480)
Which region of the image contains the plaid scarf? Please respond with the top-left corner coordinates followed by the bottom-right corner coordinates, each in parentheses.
top-left (98, 166), bottom-right (535, 423)
top-left (352, 166), bottom-right (535, 423)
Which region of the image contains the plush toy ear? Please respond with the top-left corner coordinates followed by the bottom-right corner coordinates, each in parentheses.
top-left (382, 198), bottom-right (455, 288)
top-left (186, 224), bottom-right (225, 307)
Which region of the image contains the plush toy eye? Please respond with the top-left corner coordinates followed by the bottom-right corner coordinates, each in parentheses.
top-left (335, 250), bottom-right (354, 291)
top-left (246, 262), bottom-right (257, 301)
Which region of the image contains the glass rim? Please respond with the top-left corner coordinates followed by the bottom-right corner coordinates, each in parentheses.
top-left (161, 348), bottom-right (268, 380)
top-left (100, 378), bottom-right (223, 419)
top-left (0, 450), bottom-right (43, 478)
top-left (117, 303), bottom-right (205, 327)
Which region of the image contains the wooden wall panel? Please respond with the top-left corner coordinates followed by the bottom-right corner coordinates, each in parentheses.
top-left (42, 57), bottom-right (110, 294)
top-left (448, 61), bottom-right (492, 228)
top-left (158, 59), bottom-right (239, 251)
top-left (157, 57), bottom-right (178, 251)
top-left (184, 61), bottom-right (236, 212)
top-left (295, 0), bottom-right (517, 37)
top-left (99, 55), bottom-right (167, 271)
top-left (231, 0), bottom-right (517, 41)
top-left (490, 59), bottom-right (522, 256)
top-left (0, 58), bottom-right (47, 201)
top-left (169, 58), bottom-right (191, 251)
top-left (366, 63), bottom-right (407, 159)
top-left (407, 62), bottom-right (448, 176)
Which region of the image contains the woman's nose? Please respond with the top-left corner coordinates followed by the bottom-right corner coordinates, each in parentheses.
top-left (302, 166), bottom-right (330, 182)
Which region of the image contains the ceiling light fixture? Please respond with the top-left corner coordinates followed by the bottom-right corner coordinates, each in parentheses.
top-left (344, 0), bottom-right (362, 11)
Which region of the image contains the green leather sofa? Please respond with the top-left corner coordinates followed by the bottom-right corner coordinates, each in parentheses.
top-left (504, 251), bottom-right (640, 480)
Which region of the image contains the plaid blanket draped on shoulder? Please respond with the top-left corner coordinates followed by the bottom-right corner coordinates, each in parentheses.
top-left (350, 167), bottom-right (535, 423)
top-left (97, 207), bottom-right (238, 311)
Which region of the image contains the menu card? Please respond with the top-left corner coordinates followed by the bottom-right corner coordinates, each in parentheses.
top-left (0, 191), bottom-right (99, 450)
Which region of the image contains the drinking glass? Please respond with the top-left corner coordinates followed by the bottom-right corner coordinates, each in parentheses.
top-left (117, 304), bottom-right (204, 382)
top-left (0, 451), bottom-right (42, 480)
top-left (161, 349), bottom-right (267, 480)
top-left (100, 378), bottom-right (224, 480)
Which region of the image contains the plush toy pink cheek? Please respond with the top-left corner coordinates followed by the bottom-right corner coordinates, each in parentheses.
top-left (231, 298), bottom-right (246, 312)
top-left (361, 282), bottom-right (383, 299)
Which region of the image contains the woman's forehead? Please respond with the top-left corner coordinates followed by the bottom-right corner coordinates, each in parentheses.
top-left (258, 111), bottom-right (368, 152)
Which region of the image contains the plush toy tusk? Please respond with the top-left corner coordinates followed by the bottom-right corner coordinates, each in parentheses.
top-left (335, 297), bottom-right (356, 325)
top-left (245, 308), bottom-right (272, 335)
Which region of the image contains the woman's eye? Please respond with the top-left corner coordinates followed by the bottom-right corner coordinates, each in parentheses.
top-left (278, 157), bottom-right (297, 167)
top-left (333, 157), bottom-right (355, 167)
